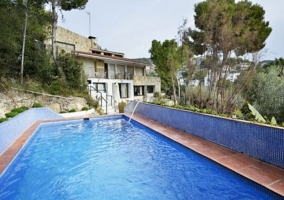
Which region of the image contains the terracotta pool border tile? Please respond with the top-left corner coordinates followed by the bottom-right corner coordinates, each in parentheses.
top-left (124, 113), bottom-right (284, 197)
top-left (0, 113), bottom-right (283, 197)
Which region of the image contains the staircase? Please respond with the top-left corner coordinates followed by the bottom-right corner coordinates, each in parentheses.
top-left (99, 95), bottom-right (119, 115)
top-left (101, 104), bottom-right (117, 115)
top-left (89, 86), bottom-right (118, 115)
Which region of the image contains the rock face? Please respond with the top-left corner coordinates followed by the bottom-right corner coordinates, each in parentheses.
top-left (0, 90), bottom-right (89, 118)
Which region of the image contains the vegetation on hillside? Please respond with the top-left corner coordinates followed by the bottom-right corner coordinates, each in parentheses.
top-left (182, 0), bottom-right (271, 114)
top-left (0, 0), bottom-right (95, 110)
top-left (1, 0), bottom-right (283, 125)
top-left (149, 0), bottom-right (284, 125)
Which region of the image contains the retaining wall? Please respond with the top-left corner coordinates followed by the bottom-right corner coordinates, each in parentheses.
top-left (125, 102), bottom-right (284, 169)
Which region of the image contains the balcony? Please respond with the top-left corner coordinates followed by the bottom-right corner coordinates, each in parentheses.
top-left (89, 71), bottom-right (106, 78)
top-left (95, 72), bottom-right (106, 78)
top-left (87, 71), bottom-right (136, 80)
top-left (115, 72), bottom-right (133, 80)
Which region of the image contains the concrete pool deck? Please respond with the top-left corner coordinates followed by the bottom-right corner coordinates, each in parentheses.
top-left (0, 113), bottom-right (284, 197)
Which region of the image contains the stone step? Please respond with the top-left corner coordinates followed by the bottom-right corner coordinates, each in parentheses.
top-left (101, 105), bottom-right (118, 115)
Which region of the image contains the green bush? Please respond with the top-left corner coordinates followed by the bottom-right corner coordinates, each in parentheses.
top-left (69, 108), bottom-right (76, 112)
top-left (58, 52), bottom-right (86, 90)
top-left (85, 95), bottom-right (99, 108)
top-left (5, 112), bottom-right (18, 118)
top-left (0, 118), bottom-right (8, 123)
top-left (153, 92), bottom-right (162, 100)
top-left (22, 80), bottom-right (45, 93)
top-left (11, 106), bottom-right (29, 113)
top-left (21, 106), bottom-right (29, 111)
top-left (240, 102), bottom-right (255, 121)
top-left (82, 107), bottom-right (89, 111)
top-left (47, 79), bottom-right (69, 96)
top-left (32, 103), bottom-right (43, 108)
top-left (233, 109), bottom-right (243, 119)
top-left (60, 110), bottom-right (67, 113)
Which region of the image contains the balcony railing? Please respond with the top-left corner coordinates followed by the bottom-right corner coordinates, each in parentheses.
top-left (95, 72), bottom-right (106, 78)
top-left (115, 72), bottom-right (133, 80)
top-left (88, 71), bottom-right (134, 80)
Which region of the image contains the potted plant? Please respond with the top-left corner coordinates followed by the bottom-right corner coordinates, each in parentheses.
top-left (118, 101), bottom-right (126, 113)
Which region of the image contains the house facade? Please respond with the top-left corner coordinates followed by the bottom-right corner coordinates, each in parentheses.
top-left (46, 27), bottom-right (161, 113)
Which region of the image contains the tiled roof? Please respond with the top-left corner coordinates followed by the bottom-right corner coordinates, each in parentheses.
top-left (73, 50), bottom-right (152, 66)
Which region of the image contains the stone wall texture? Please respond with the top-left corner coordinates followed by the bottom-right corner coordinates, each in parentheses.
top-left (45, 26), bottom-right (96, 52)
top-left (133, 75), bottom-right (161, 92)
top-left (0, 90), bottom-right (89, 118)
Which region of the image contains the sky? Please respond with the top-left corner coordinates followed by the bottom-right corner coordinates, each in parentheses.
top-left (56, 0), bottom-right (284, 61)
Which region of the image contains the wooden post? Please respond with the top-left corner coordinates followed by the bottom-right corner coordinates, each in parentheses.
top-left (1, 84), bottom-right (19, 108)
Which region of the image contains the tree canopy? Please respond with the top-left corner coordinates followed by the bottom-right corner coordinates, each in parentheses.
top-left (247, 66), bottom-right (284, 122)
top-left (184, 0), bottom-right (272, 58)
top-left (149, 39), bottom-right (190, 103)
top-left (0, 0), bottom-right (50, 78)
top-left (0, 0), bottom-right (87, 95)
top-left (179, 0), bottom-right (272, 113)
top-left (48, 0), bottom-right (88, 80)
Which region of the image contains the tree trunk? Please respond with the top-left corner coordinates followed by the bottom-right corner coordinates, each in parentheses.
top-left (211, 45), bottom-right (219, 110)
top-left (171, 74), bottom-right (177, 105)
top-left (20, 5), bottom-right (28, 85)
top-left (51, 0), bottom-right (66, 81)
top-left (176, 73), bottom-right (180, 103)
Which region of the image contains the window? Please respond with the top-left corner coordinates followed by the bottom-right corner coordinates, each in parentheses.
top-left (147, 86), bottom-right (154, 93)
top-left (92, 83), bottom-right (106, 92)
top-left (134, 86), bottom-right (144, 96)
top-left (120, 83), bottom-right (128, 98)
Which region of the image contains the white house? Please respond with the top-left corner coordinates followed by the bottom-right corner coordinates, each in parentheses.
top-left (204, 70), bottom-right (240, 87)
top-left (46, 27), bottom-right (161, 114)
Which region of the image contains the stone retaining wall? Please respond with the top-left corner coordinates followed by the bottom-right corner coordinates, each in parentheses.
top-left (0, 90), bottom-right (89, 118)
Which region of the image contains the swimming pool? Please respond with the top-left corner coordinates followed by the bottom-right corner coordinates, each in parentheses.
top-left (0, 116), bottom-right (282, 199)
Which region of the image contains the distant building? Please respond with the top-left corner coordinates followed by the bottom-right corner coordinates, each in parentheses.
top-left (188, 79), bottom-right (200, 87)
top-left (204, 70), bottom-right (240, 87)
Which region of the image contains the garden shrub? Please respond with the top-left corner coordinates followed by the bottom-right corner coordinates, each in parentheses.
top-left (153, 92), bottom-right (162, 100)
top-left (47, 79), bottom-right (69, 96)
top-left (32, 103), bottom-right (43, 108)
top-left (5, 112), bottom-right (18, 118)
top-left (85, 95), bottom-right (99, 108)
top-left (0, 118), bottom-right (8, 123)
top-left (82, 107), bottom-right (89, 111)
top-left (11, 106), bottom-right (29, 113)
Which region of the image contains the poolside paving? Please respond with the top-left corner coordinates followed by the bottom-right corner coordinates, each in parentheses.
top-left (0, 113), bottom-right (284, 197)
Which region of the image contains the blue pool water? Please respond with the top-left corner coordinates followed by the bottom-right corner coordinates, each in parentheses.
top-left (0, 116), bottom-right (282, 200)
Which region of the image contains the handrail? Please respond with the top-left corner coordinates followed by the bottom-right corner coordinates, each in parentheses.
top-left (89, 86), bottom-right (108, 114)
top-left (106, 95), bottom-right (117, 106)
